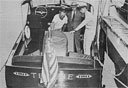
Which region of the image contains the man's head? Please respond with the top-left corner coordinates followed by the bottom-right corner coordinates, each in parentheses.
top-left (59, 8), bottom-right (66, 19)
top-left (71, 2), bottom-right (78, 11)
top-left (79, 6), bottom-right (87, 14)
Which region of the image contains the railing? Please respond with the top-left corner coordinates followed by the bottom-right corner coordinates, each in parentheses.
top-left (108, 2), bottom-right (128, 18)
top-left (108, 2), bottom-right (128, 28)
top-left (108, 1), bottom-right (128, 14)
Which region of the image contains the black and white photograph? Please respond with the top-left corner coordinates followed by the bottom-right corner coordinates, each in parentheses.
top-left (0, 0), bottom-right (128, 88)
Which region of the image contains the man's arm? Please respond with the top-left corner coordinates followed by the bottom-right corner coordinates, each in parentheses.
top-left (74, 18), bottom-right (88, 31)
top-left (48, 22), bottom-right (55, 31)
top-left (75, 12), bottom-right (93, 31)
top-left (48, 14), bottom-right (57, 31)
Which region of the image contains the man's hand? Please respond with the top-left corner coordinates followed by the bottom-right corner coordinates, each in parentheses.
top-left (70, 30), bottom-right (75, 33)
top-left (48, 27), bottom-right (51, 31)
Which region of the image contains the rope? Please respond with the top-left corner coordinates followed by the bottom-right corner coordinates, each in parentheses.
top-left (0, 31), bottom-right (23, 72)
top-left (95, 57), bottom-right (128, 88)
top-left (93, 1), bottom-right (128, 87)
top-left (94, 25), bottom-right (128, 88)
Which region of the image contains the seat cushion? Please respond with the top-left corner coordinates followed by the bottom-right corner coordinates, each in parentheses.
top-left (12, 56), bottom-right (43, 67)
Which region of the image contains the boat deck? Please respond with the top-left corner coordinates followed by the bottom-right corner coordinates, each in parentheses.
top-left (103, 17), bottom-right (128, 46)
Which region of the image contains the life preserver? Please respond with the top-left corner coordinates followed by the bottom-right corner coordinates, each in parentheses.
top-left (24, 25), bottom-right (30, 39)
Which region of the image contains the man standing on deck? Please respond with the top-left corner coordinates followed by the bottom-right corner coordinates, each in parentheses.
top-left (48, 7), bottom-right (68, 56)
top-left (71, 6), bottom-right (96, 55)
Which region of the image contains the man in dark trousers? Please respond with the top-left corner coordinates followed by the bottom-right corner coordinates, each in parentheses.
top-left (27, 9), bottom-right (45, 53)
top-left (67, 2), bottom-right (84, 54)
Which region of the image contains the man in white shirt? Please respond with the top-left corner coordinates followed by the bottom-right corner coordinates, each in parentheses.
top-left (48, 8), bottom-right (68, 56)
top-left (49, 8), bottom-right (68, 31)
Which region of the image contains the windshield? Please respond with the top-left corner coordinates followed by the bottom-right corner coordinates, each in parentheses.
top-left (32, 0), bottom-right (60, 7)
top-left (32, 0), bottom-right (89, 7)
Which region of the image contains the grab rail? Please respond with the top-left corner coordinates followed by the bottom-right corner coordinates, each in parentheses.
top-left (108, 1), bottom-right (128, 16)
top-left (108, 4), bottom-right (128, 28)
